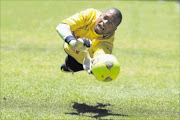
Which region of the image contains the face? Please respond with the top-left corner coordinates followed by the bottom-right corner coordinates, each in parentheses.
top-left (95, 10), bottom-right (117, 35)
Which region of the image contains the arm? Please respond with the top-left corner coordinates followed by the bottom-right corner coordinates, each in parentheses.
top-left (56, 23), bottom-right (92, 51)
top-left (83, 50), bottom-right (93, 74)
top-left (92, 32), bottom-right (114, 57)
top-left (56, 9), bottom-right (95, 50)
top-left (93, 41), bottom-right (113, 57)
top-left (83, 41), bottom-right (113, 74)
top-left (56, 23), bottom-right (74, 43)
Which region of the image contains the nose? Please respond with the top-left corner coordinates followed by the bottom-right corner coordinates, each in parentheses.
top-left (102, 20), bottom-right (108, 28)
top-left (103, 19), bottom-right (108, 24)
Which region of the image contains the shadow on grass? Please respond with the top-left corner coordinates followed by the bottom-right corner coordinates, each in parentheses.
top-left (65, 102), bottom-right (128, 119)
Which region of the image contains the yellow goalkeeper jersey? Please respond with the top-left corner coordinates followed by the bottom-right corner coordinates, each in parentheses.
top-left (62, 8), bottom-right (115, 64)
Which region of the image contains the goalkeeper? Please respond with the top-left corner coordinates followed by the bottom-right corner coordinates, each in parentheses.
top-left (56, 8), bottom-right (122, 73)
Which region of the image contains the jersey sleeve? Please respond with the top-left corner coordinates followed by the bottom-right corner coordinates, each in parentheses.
top-left (92, 33), bottom-right (115, 58)
top-left (92, 40), bottom-right (114, 58)
top-left (61, 8), bottom-right (94, 31)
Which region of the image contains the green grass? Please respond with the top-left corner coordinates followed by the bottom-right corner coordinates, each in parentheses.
top-left (1, 1), bottom-right (179, 120)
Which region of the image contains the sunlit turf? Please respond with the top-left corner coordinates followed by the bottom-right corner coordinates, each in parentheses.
top-left (1, 1), bottom-right (179, 119)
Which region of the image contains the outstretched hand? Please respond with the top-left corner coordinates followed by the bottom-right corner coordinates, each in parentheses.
top-left (83, 50), bottom-right (94, 74)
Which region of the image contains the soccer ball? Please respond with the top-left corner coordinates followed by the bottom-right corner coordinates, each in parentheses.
top-left (92, 54), bottom-right (120, 82)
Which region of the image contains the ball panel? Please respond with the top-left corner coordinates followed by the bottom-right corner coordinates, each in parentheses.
top-left (110, 65), bottom-right (120, 80)
top-left (105, 61), bottom-right (113, 70)
top-left (92, 62), bottom-right (110, 81)
top-left (104, 77), bottom-right (113, 82)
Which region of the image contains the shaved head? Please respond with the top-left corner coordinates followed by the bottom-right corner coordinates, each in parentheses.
top-left (105, 8), bottom-right (122, 27)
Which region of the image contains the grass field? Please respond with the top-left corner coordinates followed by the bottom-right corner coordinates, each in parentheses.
top-left (1, 1), bottom-right (179, 120)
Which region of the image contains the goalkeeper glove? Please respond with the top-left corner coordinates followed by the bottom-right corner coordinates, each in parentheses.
top-left (69, 37), bottom-right (92, 51)
top-left (83, 50), bottom-right (94, 74)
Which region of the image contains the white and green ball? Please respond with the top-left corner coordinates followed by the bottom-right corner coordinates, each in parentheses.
top-left (92, 54), bottom-right (120, 82)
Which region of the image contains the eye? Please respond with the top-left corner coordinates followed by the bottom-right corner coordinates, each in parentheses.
top-left (108, 22), bottom-right (113, 27)
top-left (104, 16), bottom-right (108, 20)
